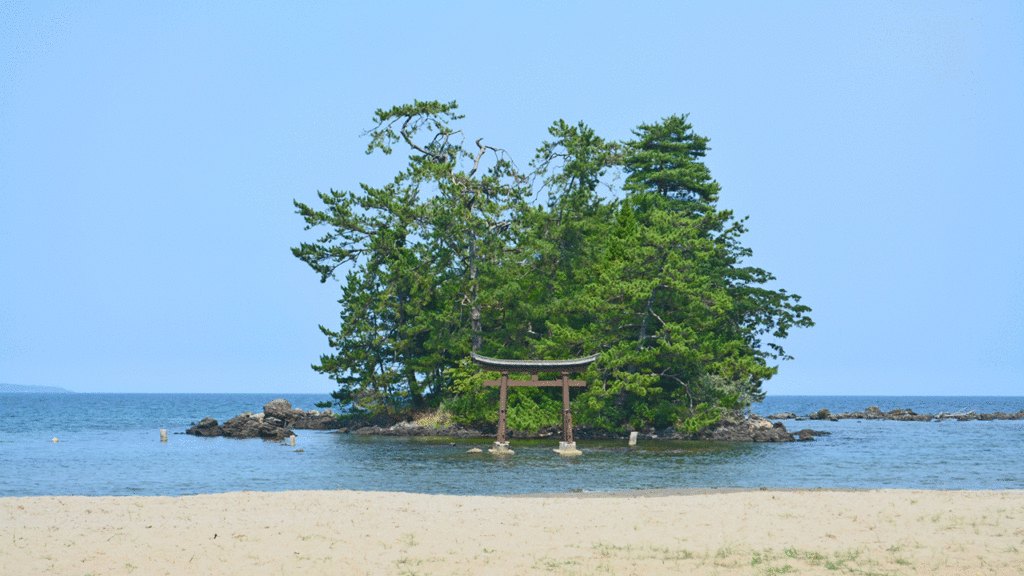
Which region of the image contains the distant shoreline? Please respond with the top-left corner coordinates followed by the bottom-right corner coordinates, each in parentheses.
top-left (0, 383), bottom-right (74, 393)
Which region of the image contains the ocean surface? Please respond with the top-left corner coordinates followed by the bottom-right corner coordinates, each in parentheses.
top-left (1, 394), bottom-right (1022, 497)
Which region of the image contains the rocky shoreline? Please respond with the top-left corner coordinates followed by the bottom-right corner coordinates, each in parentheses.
top-left (186, 400), bottom-right (1024, 444)
top-left (342, 415), bottom-right (826, 443)
top-left (764, 406), bottom-right (1024, 423)
top-left (186, 399), bottom-right (825, 443)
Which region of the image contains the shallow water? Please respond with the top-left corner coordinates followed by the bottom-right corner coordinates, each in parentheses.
top-left (1, 394), bottom-right (1022, 496)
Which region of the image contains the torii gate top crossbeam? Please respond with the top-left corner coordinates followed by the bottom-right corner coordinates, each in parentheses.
top-left (469, 352), bottom-right (599, 374)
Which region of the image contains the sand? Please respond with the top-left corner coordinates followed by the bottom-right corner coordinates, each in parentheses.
top-left (2, 489), bottom-right (1022, 575)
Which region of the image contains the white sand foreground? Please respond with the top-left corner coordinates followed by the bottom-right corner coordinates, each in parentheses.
top-left (2, 489), bottom-right (1022, 575)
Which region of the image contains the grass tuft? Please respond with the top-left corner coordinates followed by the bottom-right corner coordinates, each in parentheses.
top-left (412, 405), bottom-right (455, 429)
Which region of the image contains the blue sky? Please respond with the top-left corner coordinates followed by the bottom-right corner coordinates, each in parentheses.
top-left (1, 1), bottom-right (1021, 395)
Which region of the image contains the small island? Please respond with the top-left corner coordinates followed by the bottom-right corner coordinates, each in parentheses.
top-left (287, 102), bottom-right (817, 448)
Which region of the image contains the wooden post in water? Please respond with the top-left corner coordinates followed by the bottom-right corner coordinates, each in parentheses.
top-left (556, 371), bottom-right (581, 455)
top-left (492, 372), bottom-right (512, 454)
top-left (561, 371), bottom-right (573, 444)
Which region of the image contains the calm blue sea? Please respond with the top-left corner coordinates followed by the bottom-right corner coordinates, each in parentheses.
top-left (1, 394), bottom-right (1022, 497)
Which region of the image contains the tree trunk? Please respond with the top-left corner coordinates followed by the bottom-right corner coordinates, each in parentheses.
top-left (406, 368), bottom-right (423, 407)
top-left (638, 292), bottom-right (654, 352)
top-left (468, 229), bottom-right (482, 352)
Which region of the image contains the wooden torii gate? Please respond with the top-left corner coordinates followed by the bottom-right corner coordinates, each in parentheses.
top-left (470, 352), bottom-right (600, 455)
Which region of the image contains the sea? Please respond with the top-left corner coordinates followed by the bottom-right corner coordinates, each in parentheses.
top-left (1, 394), bottom-right (1022, 497)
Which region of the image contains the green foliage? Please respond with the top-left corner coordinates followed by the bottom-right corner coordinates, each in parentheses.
top-left (293, 101), bottom-right (813, 429)
top-left (623, 114), bottom-right (720, 204)
top-left (506, 387), bottom-right (562, 433)
top-left (679, 403), bottom-right (722, 434)
top-left (443, 357), bottom-right (497, 425)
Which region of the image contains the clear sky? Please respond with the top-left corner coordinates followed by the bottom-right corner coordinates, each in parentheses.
top-left (1, 1), bottom-right (1021, 395)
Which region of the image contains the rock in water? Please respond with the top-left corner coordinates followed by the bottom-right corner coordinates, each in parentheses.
top-left (187, 413), bottom-right (293, 440)
top-left (263, 399), bottom-right (296, 421)
top-left (795, 429), bottom-right (832, 441)
top-left (186, 417), bottom-right (224, 437)
top-left (187, 399), bottom-right (339, 441)
top-left (220, 414), bottom-right (261, 438)
top-left (263, 398), bottom-right (343, 430)
top-left (220, 414), bottom-right (293, 440)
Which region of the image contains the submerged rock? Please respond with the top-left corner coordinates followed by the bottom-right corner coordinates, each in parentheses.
top-left (795, 429), bottom-right (832, 442)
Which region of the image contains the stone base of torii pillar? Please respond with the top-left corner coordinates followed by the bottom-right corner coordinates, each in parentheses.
top-left (488, 441), bottom-right (514, 455)
top-left (553, 441), bottom-right (582, 456)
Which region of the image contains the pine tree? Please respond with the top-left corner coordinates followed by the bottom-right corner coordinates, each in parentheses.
top-left (623, 114), bottom-right (720, 204)
top-left (293, 100), bottom-right (525, 412)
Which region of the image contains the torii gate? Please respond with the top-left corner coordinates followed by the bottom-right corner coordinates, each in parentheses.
top-left (470, 352), bottom-right (599, 456)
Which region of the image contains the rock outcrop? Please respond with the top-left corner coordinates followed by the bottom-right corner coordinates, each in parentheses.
top-left (187, 417), bottom-right (223, 437)
top-left (671, 414), bottom-right (814, 443)
top-left (186, 413), bottom-right (294, 440)
top-left (222, 413), bottom-right (294, 440)
top-left (186, 399), bottom-right (341, 439)
top-left (261, 399), bottom-right (343, 430)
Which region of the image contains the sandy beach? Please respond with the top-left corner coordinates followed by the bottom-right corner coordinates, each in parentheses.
top-left (3, 489), bottom-right (1022, 575)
